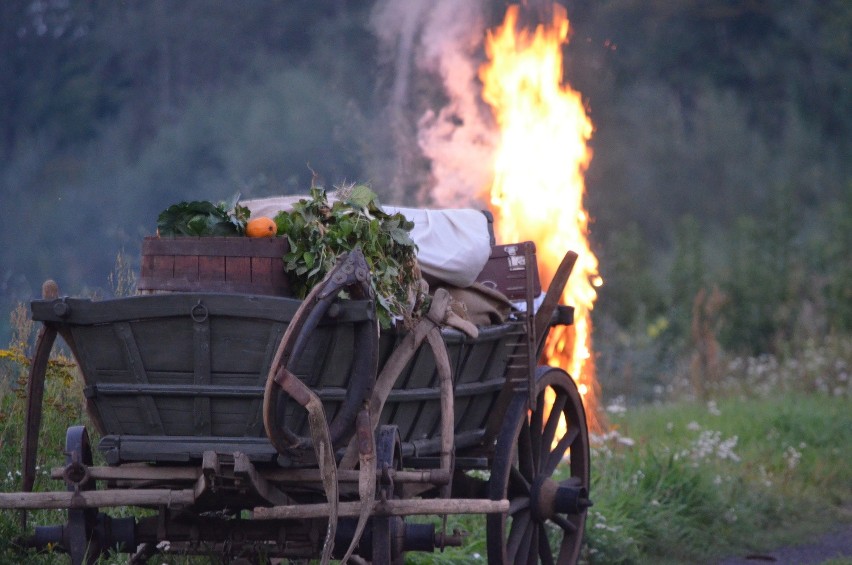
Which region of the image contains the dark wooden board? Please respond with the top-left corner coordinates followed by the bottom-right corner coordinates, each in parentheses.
top-left (33, 293), bottom-right (524, 465)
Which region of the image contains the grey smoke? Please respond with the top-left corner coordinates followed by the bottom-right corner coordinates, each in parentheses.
top-left (370, 0), bottom-right (497, 207)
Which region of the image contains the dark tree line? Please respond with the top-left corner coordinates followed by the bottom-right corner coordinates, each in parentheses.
top-left (1, 1), bottom-right (849, 377)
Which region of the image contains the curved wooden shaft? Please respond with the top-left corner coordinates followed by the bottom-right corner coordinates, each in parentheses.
top-left (534, 250), bottom-right (578, 352)
top-left (263, 248), bottom-right (378, 451)
top-left (20, 323), bottom-right (58, 531)
top-left (262, 249), bottom-right (378, 565)
top-left (22, 323), bottom-right (58, 494)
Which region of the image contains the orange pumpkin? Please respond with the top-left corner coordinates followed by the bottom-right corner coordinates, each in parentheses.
top-left (245, 216), bottom-right (277, 238)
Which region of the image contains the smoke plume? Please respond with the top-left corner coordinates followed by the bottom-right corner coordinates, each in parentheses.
top-left (370, 0), bottom-right (496, 207)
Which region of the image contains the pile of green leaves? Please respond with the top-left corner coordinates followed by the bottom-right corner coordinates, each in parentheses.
top-left (157, 195), bottom-right (250, 236)
top-left (274, 185), bottom-right (424, 329)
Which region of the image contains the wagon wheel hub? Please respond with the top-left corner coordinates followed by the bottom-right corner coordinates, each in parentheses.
top-left (530, 477), bottom-right (592, 522)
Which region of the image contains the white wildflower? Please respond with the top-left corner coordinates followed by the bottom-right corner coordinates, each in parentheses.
top-left (687, 421), bottom-right (701, 431)
top-left (707, 400), bottom-right (721, 416)
top-left (724, 508), bottom-right (738, 523)
top-left (784, 445), bottom-right (802, 470)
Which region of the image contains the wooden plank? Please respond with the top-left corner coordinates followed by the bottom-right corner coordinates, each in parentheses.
top-left (211, 319), bottom-right (276, 374)
top-left (114, 322), bottom-right (165, 435)
top-left (252, 498), bottom-right (510, 520)
top-left (98, 435), bottom-right (278, 464)
top-left (50, 465), bottom-right (200, 482)
top-left (198, 255), bottom-right (226, 282)
top-left (0, 489), bottom-right (196, 510)
top-left (173, 255), bottom-right (199, 281)
top-left (87, 383), bottom-right (262, 397)
top-left (252, 256), bottom-right (273, 284)
top-left (245, 321), bottom-right (285, 436)
top-left (226, 256), bottom-right (251, 284)
top-left (193, 314), bottom-right (212, 435)
top-left (70, 327), bottom-right (125, 435)
top-left (31, 293), bottom-right (370, 326)
top-left (151, 254), bottom-right (175, 278)
top-left (143, 236), bottom-right (288, 258)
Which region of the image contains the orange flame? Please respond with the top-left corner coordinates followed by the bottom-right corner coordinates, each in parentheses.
top-left (480, 4), bottom-right (600, 430)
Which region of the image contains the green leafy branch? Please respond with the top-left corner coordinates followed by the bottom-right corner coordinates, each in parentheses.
top-left (157, 194), bottom-right (250, 236)
top-left (274, 185), bottom-right (425, 329)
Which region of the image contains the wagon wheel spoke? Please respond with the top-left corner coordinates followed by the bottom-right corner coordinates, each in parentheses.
top-left (509, 496), bottom-right (531, 515)
top-left (560, 476), bottom-right (582, 488)
top-left (519, 521), bottom-right (537, 565)
top-left (538, 529), bottom-right (556, 565)
top-left (530, 391), bottom-right (545, 469)
top-left (518, 417), bottom-right (536, 479)
top-left (544, 425), bottom-right (579, 476)
top-left (551, 513), bottom-right (578, 534)
top-left (541, 392), bottom-right (568, 451)
top-left (557, 531), bottom-right (579, 563)
top-left (506, 509), bottom-right (531, 562)
top-left (509, 466), bottom-right (531, 495)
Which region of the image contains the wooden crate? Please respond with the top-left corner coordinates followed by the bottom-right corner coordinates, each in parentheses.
top-left (475, 241), bottom-right (541, 300)
top-left (139, 236), bottom-right (291, 296)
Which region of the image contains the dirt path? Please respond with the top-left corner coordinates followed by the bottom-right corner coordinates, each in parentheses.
top-left (718, 524), bottom-right (852, 564)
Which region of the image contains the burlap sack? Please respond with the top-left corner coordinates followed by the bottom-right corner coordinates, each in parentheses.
top-left (439, 281), bottom-right (515, 326)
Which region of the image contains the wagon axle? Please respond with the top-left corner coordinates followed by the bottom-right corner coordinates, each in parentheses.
top-left (334, 517), bottom-right (464, 560)
top-left (530, 478), bottom-right (593, 522)
top-left (27, 513), bottom-right (136, 560)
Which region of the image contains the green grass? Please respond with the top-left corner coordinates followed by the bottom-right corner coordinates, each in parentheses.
top-left (584, 394), bottom-right (852, 564)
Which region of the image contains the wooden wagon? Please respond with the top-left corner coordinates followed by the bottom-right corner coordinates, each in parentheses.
top-left (2, 241), bottom-right (591, 565)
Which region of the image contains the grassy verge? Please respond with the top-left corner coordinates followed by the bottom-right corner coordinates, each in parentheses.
top-left (585, 393), bottom-right (851, 564)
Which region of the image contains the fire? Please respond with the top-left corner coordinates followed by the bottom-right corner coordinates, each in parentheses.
top-left (480, 4), bottom-right (600, 430)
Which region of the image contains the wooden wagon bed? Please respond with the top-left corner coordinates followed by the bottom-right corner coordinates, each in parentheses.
top-left (30, 292), bottom-right (527, 466)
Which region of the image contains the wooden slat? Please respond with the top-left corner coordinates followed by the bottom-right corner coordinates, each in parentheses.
top-left (0, 489), bottom-right (196, 510)
top-left (173, 255), bottom-right (199, 281)
top-left (142, 236), bottom-right (288, 258)
top-left (252, 256), bottom-right (273, 284)
top-left (226, 256), bottom-right (251, 284)
top-left (193, 313), bottom-right (212, 435)
top-left (31, 294), bottom-right (372, 326)
top-left (198, 255), bottom-right (225, 282)
top-left (245, 322), bottom-right (286, 436)
top-left (253, 498), bottom-right (510, 520)
top-left (114, 322), bottom-right (165, 435)
top-left (151, 254), bottom-right (175, 278)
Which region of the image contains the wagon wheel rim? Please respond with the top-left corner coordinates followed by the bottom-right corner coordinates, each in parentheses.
top-left (487, 367), bottom-right (591, 565)
top-left (372, 425), bottom-right (405, 565)
top-left (263, 248), bottom-right (378, 452)
top-left (65, 425), bottom-right (100, 565)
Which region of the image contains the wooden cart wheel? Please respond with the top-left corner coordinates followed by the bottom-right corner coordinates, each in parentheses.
top-left (263, 249), bottom-right (378, 451)
top-left (372, 425), bottom-right (404, 565)
top-left (64, 426), bottom-right (100, 565)
top-left (487, 367), bottom-right (591, 565)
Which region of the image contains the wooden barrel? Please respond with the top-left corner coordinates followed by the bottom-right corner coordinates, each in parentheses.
top-left (139, 236), bottom-right (291, 296)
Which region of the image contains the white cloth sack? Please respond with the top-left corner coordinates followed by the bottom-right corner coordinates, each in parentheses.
top-left (240, 196), bottom-right (491, 288)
